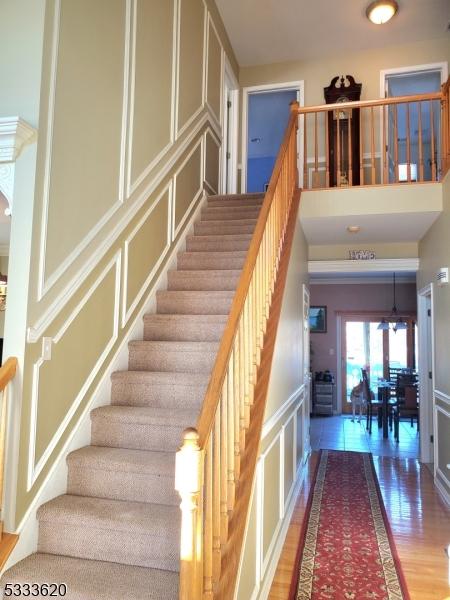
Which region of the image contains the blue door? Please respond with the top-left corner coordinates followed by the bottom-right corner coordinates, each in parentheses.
top-left (246, 89), bottom-right (297, 193)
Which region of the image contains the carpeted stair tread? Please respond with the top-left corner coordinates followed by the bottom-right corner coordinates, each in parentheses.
top-left (110, 370), bottom-right (209, 407)
top-left (38, 494), bottom-right (180, 535)
top-left (128, 340), bottom-right (219, 373)
top-left (143, 313), bottom-right (228, 341)
top-left (1, 554), bottom-right (178, 600)
top-left (207, 196), bottom-right (264, 208)
top-left (167, 269), bottom-right (241, 291)
top-left (91, 405), bottom-right (197, 426)
top-left (194, 218), bottom-right (257, 235)
top-left (201, 206), bottom-right (261, 220)
top-left (177, 250), bottom-right (247, 270)
top-left (67, 445), bottom-right (175, 476)
top-left (186, 233), bottom-right (252, 252)
top-left (156, 290), bottom-right (234, 314)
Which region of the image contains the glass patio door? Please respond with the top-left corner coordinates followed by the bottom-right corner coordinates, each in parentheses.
top-left (342, 316), bottom-right (414, 414)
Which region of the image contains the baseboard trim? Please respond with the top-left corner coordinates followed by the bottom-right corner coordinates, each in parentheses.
top-left (435, 474), bottom-right (450, 507)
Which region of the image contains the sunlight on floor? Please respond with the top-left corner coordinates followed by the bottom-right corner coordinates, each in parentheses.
top-left (311, 414), bottom-right (419, 458)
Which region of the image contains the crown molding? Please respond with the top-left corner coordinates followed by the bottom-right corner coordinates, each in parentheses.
top-left (0, 117), bottom-right (37, 163)
top-left (308, 258), bottom-right (419, 274)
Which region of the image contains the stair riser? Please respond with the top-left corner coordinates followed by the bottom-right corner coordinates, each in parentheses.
top-left (157, 294), bottom-right (232, 315)
top-left (201, 208), bottom-right (260, 221)
top-left (38, 524), bottom-right (179, 572)
top-left (194, 221), bottom-right (256, 235)
top-left (186, 237), bottom-right (251, 252)
top-left (67, 468), bottom-right (178, 506)
top-left (167, 271), bottom-right (239, 291)
top-left (128, 348), bottom-right (216, 373)
top-left (178, 254), bottom-right (245, 270)
top-left (111, 380), bottom-right (206, 408)
top-left (144, 319), bottom-right (226, 341)
top-left (91, 418), bottom-right (184, 452)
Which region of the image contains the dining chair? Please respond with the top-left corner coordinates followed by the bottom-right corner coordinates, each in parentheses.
top-left (393, 383), bottom-right (419, 442)
top-left (362, 369), bottom-right (382, 434)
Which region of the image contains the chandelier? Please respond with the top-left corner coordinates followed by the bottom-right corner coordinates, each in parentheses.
top-left (377, 273), bottom-right (407, 333)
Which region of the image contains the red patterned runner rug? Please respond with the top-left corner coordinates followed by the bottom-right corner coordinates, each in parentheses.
top-left (290, 450), bottom-right (411, 600)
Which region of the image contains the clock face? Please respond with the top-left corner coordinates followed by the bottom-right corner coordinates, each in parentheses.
top-left (337, 95), bottom-right (349, 103)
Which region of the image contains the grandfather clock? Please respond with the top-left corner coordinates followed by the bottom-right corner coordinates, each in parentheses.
top-left (324, 75), bottom-right (362, 187)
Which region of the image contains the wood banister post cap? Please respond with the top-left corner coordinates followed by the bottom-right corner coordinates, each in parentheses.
top-left (290, 100), bottom-right (300, 113)
top-left (181, 428), bottom-right (200, 448)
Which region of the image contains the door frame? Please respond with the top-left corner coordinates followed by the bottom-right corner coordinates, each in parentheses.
top-left (338, 310), bottom-right (416, 414)
top-left (417, 283), bottom-right (435, 465)
top-left (240, 80), bottom-right (304, 193)
top-left (221, 58), bottom-right (239, 194)
top-left (379, 62), bottom-right (448, 184)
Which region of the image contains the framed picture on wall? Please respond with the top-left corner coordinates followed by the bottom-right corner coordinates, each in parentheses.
top-left (309, 306), bottom-right (327, 333)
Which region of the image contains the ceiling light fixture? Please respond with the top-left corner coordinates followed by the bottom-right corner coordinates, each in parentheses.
top-left (377, 273), bottom-right (407, 333)
top-left (366, 0), bottom-right (398, 25)
top-left (347, 225), bottom-right (361, 233)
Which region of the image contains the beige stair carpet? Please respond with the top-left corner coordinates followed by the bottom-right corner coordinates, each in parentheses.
top-left (1, 193), bottom-right (264, 600)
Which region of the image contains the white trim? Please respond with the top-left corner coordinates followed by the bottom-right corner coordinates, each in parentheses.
top-left (172, 139), bottom-right (204, 240)
top-left (121, 182), bottom-right (172, 327)
top-left (310, 275), bottom-right (417, 285)
top-left (435, 389), bottom-right (450, 405)
top-left (308, 258), bottom-right (419, 275)
top-left (125, 0), bottom-right (177, 198)
top-left (0, 117), bottom-right (36, 163)
top-left (435, 475), bottom-right (450, 507)
top-left (27, 252), bottom-right (122, 490)
top-left (175, 0), bottom-right (206, 139)
top-left (262, 385), bottom-right (304, 438)
top-left (221, 57), bottom-right (239, 194)
top-left (435, 404), bottom-right (450, 492)
top-left (241, 80), bottom-right (304, 193)
top-left (417, 283), bottom-right (435, 465)
top-left (336, 314), bottom-right (343, 413)
top-left (27, 112), bottom-right (212, 343)
top-left (0, 163), bottom-right (15, 209)
top-left (204, 127), bottom-right (221, 194)
top-left (257, 462), bottom-right (308, 600)
top-left (204, 12), bottom-right (223, 127)
top-left (37, 0), bottom-right (132, 301)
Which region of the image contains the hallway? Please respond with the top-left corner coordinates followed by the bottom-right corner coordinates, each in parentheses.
top-left (269, 451), bottom-right (450, 600)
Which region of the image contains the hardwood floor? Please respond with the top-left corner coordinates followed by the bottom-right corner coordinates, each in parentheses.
top-left (268, 452), bottom-right (450, 600)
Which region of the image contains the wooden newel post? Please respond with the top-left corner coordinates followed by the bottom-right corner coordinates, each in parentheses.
top-left (176, 428), bottom-right (204, 600)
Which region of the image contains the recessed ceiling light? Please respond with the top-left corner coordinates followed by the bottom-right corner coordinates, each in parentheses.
top-left (347, 226), bottom-right (361, 233)
top-left (366, 0), bottom-right (398, 25)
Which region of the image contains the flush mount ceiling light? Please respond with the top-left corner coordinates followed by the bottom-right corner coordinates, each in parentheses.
top-left (366, 0), bottom-right (398, 24)
top-left (347, 225), bottom-right (361, 233)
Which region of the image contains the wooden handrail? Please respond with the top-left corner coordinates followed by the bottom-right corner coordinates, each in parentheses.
top-left (176, 103), bottom-right (300, 600)
top-left (297, 91), bottom-right (442, 114)
top-left (0, 358), bottom-right (17, 393)
top-left (298, 84), bottom-right (449, 189)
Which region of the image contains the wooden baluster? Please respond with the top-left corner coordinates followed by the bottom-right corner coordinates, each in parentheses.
top-left (314, 112), bottom-right (319, 187)
top-left (347, 109), bottom-right (353, 186)
top-left (359, 108), bottom-right (364, 185)
top-left (382, 105), bottom-right (388, 184)
top-left (176, 429), bottom-right (203, 600)
top-left (337, 111), bottom-right (341, 186)
top-left (418, 101), bottom-right (424, 182)
top-left (220, 390), bottom-right (228, 543)
top-left (303, 113), bottom-right (308, 189)
top-left (394, 105), bottom-right (399, 183)
top-left (212, 414), bottom-right (221, 583)
top-left (325, 112), bottom-right (330, 187)
top-left (203, 439), bottom-right (213, 599)
top-left (430, 100), bottom-right (436, 181)
top-left (226, 355), bottom-right (235, 511)
top-left (370, 106), bottom-right (375, 184)
top-left (406, 103), bottom-right (411, 182)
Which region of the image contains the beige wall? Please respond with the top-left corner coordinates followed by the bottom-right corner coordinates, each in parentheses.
top-left (418, 173), bottom-right (450, 497)
top-left (1, 0), bottom-right (236, 529)
top-left (236, 216), bottom-right (310, 599)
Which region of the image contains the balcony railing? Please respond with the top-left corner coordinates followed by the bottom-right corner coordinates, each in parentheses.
top-left (297, 78), bottom-right (450, 190)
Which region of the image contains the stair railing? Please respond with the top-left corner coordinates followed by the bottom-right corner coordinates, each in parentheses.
top-left (0, 357), bottom-right (18, 539)
top-left (176, 101), bottom-right (299, 600)
top-left (297, 80), bottom-right (450, 189)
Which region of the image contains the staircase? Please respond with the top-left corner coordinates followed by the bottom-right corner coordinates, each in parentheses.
top-left (1, 193), bottom-right (265, 600)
